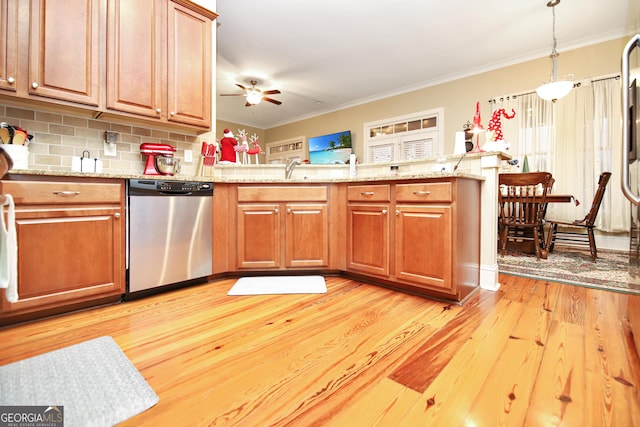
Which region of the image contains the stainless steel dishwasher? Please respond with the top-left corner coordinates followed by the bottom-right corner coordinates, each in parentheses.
top-left (127, 179), bottom-right (213, 296)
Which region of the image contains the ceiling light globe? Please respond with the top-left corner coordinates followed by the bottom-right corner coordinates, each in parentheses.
top-left (246, 90), bottom-right (262, 105)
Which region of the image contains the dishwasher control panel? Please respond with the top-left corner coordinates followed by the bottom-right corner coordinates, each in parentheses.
top-left (128, 179), bottom-right (213, 196)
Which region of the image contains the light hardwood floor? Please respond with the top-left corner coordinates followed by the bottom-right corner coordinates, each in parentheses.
top-left (1, 274), bottom-right (639, 426)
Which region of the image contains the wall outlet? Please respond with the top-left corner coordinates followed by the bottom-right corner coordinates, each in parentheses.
top-left (104, 141), bottom-right (117, 157)
top-left (104, 131), bottom-right (117, 157)
top-left (184, 149), bottom-right (193, 163)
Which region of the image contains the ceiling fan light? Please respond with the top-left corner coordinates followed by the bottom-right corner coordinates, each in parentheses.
top-left (536, 79), bottom-right (574, 102)
top-left (246, 90), bottom-right (262, 105)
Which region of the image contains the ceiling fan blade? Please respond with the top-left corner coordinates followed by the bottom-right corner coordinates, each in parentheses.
top-left (262, 89), bottom-right (281, 95)
top-left (263, 97), bottom-right (282, 105)
top-left (245, 102), bottom-right (252, 107)
top-left (235, 83), bottom-right (248, 91)
top-left (220, 93), bottom-right (244, 96)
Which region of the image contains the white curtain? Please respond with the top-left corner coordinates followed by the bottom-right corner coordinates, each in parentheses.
top-left (495, 76), bottom-right (627, 233)
top-left (550, 77), bottom-right (627, 232)
top-left (491, 93), bottom-right (554, 172)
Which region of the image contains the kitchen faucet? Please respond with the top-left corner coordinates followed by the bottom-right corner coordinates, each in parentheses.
top-left (285, 158), bottom-right (301, 179)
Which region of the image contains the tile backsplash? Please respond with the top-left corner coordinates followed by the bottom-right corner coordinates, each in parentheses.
top-left (0, 104), bottom-right (210, 176)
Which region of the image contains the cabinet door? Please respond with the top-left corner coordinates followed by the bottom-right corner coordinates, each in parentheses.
top-left (237, 204), bottom-right (281, 269)
top-left (0, 0), bottom-right (17, 92)
top-left (395, 205), bottom-right (452, 292)
top-left (285, 203), bottom-right (328, 268)
top-left (106, 0), bottom-right (163, 118)
top-left (0, 207), bottom-right (125, 315)
top-left (167, 1), bottom-right (212, 128)
top-left (29, 0), bottom-right (101, 105)
top-left (347, 204), bottom-right (389, 277)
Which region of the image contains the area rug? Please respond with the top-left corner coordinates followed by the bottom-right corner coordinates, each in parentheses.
top-left (0, 336), bottom-right (158, 427)
top-left (228, 275), bottom-right (327, 295)
top-left (497, 248), bottom-right (640, 295)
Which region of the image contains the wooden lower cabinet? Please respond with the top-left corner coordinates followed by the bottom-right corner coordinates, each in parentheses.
top-left (0, 176), bottom-right (125, 324)
top-left (237, 202), bottom-right (329, 269)
top-left (347, 204), bottom-right (390, 277)
top-left (395, 205), bottom-right (452, 291)
top-left (285, 203), bottom-right (329, 268)
top-left (235, 185), bottom-right (331, 270)
top-left (346, 178), bottom-right (480, 301)
top-left (237, 203), bottom-right (281, 269)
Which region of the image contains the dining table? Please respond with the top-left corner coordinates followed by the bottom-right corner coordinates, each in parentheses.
top-left (547, 194), bottom-right (575, 203)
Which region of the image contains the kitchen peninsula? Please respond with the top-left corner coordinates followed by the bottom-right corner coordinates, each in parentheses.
top-left (0, 152), bottom-right (507, 324)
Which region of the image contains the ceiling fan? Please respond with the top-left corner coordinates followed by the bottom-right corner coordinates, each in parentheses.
top-left (220, 80), bottom-right (282, 106)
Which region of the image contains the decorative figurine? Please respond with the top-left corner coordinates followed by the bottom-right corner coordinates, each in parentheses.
top-left (219, 129), bottom-right (238, 163)
top-left (484, 108), bottom-right (516, 152)
top-left (234, 129), bottom-right (249, 164)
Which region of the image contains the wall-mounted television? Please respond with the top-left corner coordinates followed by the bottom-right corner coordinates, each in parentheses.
top-left (308, 130), bottom-right (352, 164)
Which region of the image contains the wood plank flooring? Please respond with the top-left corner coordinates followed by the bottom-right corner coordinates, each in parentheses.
top-left (1, 274), bottom-right (639, 426)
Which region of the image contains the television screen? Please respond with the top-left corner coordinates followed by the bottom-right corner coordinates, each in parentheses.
top-left (308, 130), bottom-right (352, 164)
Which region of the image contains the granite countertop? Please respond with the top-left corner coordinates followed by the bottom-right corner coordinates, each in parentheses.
top-left (4, 151), bottom-right (511, 183)
top-left (6, 167), bottom-right (485, 183)
top-left (6, 168), bottom-right (215, 182)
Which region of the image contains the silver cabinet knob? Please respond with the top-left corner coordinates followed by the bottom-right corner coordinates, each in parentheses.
top-left (31, 82), bottom-right (38, 89)
top-left (286, 208), bottom-right (291, 213)
top-left (395, 210), bottom-right (400, 216)
top-left (114, 212), bottom-right (121, 219)
top-left (155, 108), bottom-right (161, 114)
top-left (7, 77), bottom-right (15, 84)
top-left (274, 208), bottom-right (279, 214)
top-left (381, 209), bottom-right (387, 215)
top-left (170, 112), bottom-right (175, 116)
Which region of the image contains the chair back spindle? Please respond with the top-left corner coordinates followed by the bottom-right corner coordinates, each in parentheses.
top-left (498, 172), bottom-right (554, 260)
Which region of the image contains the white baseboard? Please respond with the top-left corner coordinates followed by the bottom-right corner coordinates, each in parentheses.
top-left (595, 233), bottom-right (630, 252)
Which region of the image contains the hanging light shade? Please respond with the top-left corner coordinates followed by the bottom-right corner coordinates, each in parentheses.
top-left (536, 0), bottom-right (574, 102)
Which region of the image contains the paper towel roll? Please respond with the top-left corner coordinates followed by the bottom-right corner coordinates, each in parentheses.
top-left (454, 131), bottom-right (466, 155)
top-left (349, 153), bottom-right (357, 177)
top-left (81, 157), bottom-right (94, 172)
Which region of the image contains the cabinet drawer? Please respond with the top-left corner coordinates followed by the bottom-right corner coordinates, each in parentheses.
top-left (237, 186), bottom-right (327, 202)
top-left (396, 182), bottom-right (452, 202)
top-left (347, 185), bottom-right (390, 202)
top-left (1, 180), bottom-right (122, 205)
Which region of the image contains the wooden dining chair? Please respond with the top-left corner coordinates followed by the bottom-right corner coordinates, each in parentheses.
top-left (545, 171), bottom-right (612, 262)
top-left (498, 172), bottom-right (554, 260)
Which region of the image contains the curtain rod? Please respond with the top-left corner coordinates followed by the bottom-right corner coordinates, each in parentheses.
top-left (488, 74), bottom-right (621, 104)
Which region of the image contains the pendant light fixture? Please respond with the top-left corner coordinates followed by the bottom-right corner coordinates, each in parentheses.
top-left (536, 0), bottom-right (574, 102)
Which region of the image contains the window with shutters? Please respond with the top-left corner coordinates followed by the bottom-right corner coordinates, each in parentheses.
top-left (265, 136), bottom-right (305, 164)
top-left (364, 108), bottom-right (443, 164)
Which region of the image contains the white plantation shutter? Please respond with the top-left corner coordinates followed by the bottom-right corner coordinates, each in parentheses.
top-left (403, 137), bottom-right (433, 161)
top-left (370, 143), bottom-right (395, 163)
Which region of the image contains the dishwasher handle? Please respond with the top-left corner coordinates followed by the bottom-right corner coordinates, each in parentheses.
top-left (158, 191), bottom-right (193, 196)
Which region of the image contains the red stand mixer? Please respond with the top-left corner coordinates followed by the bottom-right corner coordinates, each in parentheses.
top-left (140, 143), bottom-right (179, 175)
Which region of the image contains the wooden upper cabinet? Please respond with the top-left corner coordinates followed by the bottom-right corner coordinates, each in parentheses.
top-left (29, 0), bottom-right (102, 106)
top-left (0, 0), bottom-right (18, 93)
top-left (1, 0), bottom-right (215, 130)
top-left (106, 0), bottom-right (163, 118)
top-left (167, 1), bottom-right (212, 128)
top-left (107, 0), bottom-right (214, 128)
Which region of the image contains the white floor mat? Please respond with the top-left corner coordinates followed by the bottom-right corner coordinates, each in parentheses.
top-left (228, 275), bottom-right (327, 295)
